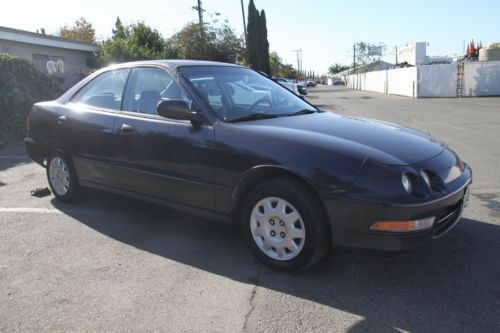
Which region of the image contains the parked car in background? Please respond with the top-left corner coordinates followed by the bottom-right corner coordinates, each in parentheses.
top-left (306, 80), bottom-right (316, 87)
top-left (25, 60), bottom-right (472, 272)
top-left (297, 82), bottom-right (307, 95)
top-left (296, 80), bottom-right (308, 95)
top-left (272, 77), bottom-right (306, 96)
top-left (333, 80), bottom-right (344, 86)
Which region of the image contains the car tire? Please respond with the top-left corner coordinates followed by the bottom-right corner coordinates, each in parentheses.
top-left (46, 151), bottom-right (80, 203)
top-left (241, 178), bottom-right (330, 272)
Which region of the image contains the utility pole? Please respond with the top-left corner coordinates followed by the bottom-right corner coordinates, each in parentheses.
top-left (395, 45), bottom-right (398, 67)
top-left (192, 0), bottom-right (205, 25)
top-left (353, 44), bottom-right (356, 71)
top-left (293, 49), bottom-right (302, 79)
top-left (240, 0), bottom-right (247, 42)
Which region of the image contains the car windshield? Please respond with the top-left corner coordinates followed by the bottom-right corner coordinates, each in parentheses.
top-left (179, 66), bottom-right (316, 122)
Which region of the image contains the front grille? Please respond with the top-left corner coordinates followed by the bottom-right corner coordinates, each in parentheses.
top-left (433, 200), bottom-right (463, 237)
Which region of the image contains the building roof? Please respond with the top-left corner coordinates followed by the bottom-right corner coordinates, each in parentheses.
top-left (335, 60), bottom-right (394, 76)
top-left (0, 26), bottom-right (98, 52)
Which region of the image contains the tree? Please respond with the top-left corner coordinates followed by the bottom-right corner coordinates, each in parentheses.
top-left (112, 17), bottom-right (127, 40)
top-left (100, 21), bottom-right (178, 63)
top-left (260, 10), bottom-right (271, 76)
top-left (247, 0), bottom-right (260, 69)
top-left (246, 1), bottom-right (270, 75)
top-left (269, 51), bottom-right (296, 78)
top-left (59, 17), bottom-right (96, 43)
top-left (328, 63), bottom-right (349, 74)
top-left (168, 19), bottom-right (244, 63)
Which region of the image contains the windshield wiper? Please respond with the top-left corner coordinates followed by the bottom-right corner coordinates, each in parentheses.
top-left (228, 113), bottom-right (279, 123)
top-left (286, 109), bottom-right (317, 116)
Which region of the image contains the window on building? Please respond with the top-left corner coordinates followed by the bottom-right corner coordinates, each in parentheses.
top-left (32, 54), bottom-right (65, 77)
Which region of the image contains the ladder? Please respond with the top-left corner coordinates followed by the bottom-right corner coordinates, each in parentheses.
top-left (456, 61), bottom-right (465, 98)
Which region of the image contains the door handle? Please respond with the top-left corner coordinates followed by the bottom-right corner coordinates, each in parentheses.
top-left (57, 115), bottom-right (66, 124)
top-left (120, 123), bottom-right (135, 133)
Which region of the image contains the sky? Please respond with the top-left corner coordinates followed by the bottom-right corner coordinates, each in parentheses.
top-left (1, 0), bottom-right (498, 74)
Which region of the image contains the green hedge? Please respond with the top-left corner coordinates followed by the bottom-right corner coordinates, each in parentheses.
top-left (0, 53), bottom-right (62, 147)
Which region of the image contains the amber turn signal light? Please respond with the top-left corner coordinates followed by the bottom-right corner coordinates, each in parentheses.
top-left (370, 217), bottom-right (435, 232)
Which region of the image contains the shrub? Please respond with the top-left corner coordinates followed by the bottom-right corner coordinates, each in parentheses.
top-left (0, 53), bottom-right (62, 147)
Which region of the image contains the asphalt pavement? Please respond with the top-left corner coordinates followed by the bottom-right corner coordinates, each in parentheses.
top-left (1, 87), bottom-right (499, 332)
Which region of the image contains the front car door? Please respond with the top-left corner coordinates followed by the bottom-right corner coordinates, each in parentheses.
top-left (112, 66), bottom-right (215, 211)
top-left (57, 68), bottom-right (130, 187)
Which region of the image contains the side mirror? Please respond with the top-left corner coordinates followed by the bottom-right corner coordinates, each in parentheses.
top-left (157, 99), bottom-right (190, 120)
top-left (156, 99), bottom-right (205, 128)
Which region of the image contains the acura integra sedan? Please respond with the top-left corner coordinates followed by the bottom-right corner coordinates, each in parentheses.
top-left (25, 60), bottom-right (472, 271)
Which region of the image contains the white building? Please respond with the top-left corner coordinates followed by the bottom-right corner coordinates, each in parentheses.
top-left (0, 26), bottom-right (98, 89)
top-left (397, 42), bottom-right (427, 65)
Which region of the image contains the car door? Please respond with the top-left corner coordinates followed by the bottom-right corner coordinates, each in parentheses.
top-left (57, 68), bottom-right (130, 186)
top-left (112, 66), bottom-right (215, 210)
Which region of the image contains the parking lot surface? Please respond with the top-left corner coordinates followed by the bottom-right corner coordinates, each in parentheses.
top-left (1, 86), bottom-right (499, 332)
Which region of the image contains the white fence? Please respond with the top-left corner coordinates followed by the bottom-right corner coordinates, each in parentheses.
top-left (346, 61), bottom-right (500, 98)
top-left (387, 67), bottom-right (417, 97)
top-left (418, 64), bottom-right (457, 97)
top-left (462, 61), bottom-right (500, 97)
top-left (359, 70), bottom-right (386, 94)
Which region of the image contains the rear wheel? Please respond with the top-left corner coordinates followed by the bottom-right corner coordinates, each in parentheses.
top-left (241, 178), bottom-right (330, 271)
top-left (46, 151), bottom-right (79, 202)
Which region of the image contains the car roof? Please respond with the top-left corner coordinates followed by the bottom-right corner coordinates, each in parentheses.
top-left (56, 59), bottom-right (245, 103)
top-left (109, 59), bottom-right (242, 70)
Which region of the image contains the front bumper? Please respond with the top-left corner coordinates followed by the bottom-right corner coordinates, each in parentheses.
top-left (325, 179), bottom-right (470, 253)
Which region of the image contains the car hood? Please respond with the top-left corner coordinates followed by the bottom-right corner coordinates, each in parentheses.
top-left (239, 112), bottom-right (445, 166)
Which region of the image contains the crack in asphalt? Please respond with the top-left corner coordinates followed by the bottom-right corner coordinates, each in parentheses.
top-left (242, 264), bottom-right (262, 333)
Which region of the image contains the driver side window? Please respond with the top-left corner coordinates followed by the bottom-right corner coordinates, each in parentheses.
top-left (122, 67), bottom-right (191, 115)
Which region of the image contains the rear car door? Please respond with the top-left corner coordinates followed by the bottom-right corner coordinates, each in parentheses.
top-left (112, 66), bottom-right (215, 210)
top-left (57, 68), bottom-right (130, 187)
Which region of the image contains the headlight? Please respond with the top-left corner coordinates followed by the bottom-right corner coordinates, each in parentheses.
top-left (402, 173), bottom-right (413, 194)
top-left (420, 170), bottom-right (431, 187)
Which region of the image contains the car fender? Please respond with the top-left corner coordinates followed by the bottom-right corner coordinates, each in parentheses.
top-left (230, 164), bottom-right (331, 224)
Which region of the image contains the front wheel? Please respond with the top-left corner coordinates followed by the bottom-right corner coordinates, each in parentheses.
top-left (241, 178), bottom-right (330, 272)
top-left (46, 151), bottom-right (80, 202)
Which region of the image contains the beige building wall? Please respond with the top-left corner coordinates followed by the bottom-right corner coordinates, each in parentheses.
top-left (0, 39), bottom-right (95, 89)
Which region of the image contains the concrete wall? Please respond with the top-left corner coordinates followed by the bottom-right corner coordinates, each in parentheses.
top-left (418, 63), bottom-right (457, 97)
top-left (0, 39), bottom-right (94, 89)
top-left (462, 60), bottom-right (500, 97)
top-left (360, 70), bottom-right (386, 94)
top-left (346, 74), bottom-right (358, 90)
top-left (347, 67), bottom-right (416, 97)
top-left (346, 61), bottom-right (500, 98)
top-left (387, 67), bottom-right (417, 97)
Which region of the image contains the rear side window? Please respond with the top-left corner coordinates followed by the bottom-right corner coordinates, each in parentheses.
top-left (122, 67), bottom-right (191, 115)
top-left (72, 69), bottom-right (130, 111)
